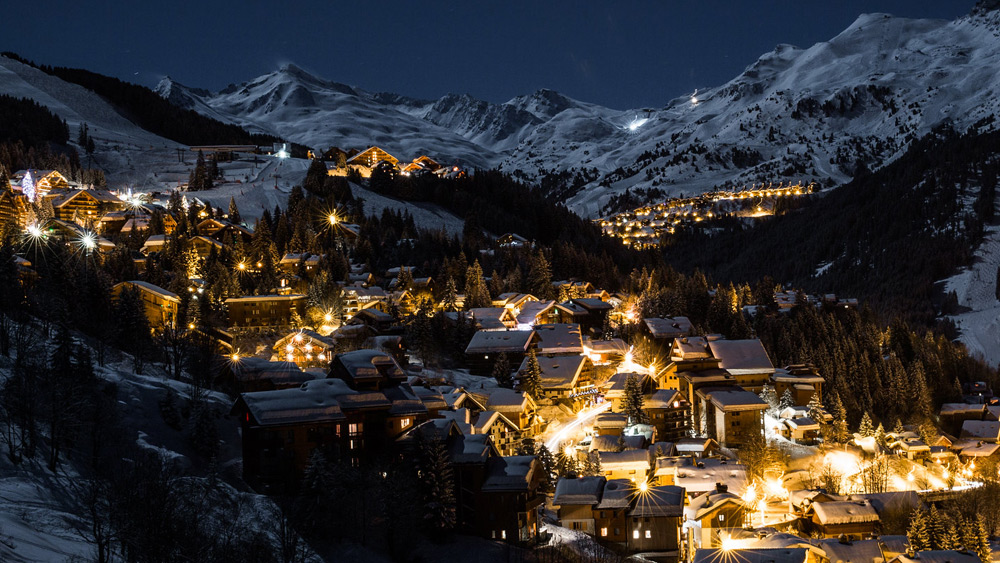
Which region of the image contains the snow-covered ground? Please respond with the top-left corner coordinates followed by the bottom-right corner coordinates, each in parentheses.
top-left (349, 182), bottom-right (466, 236)
top-left (945, 222), bottom-right (1000, 369)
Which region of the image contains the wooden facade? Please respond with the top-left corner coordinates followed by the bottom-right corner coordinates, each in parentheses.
top-left (225, 294), bottom-right (307, 330)
top-left (111, 280), bottom-right (181, 330)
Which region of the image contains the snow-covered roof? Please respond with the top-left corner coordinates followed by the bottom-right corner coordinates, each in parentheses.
top-left (553, 476), bottom-right (606, 506)
top-left (597, 449), bottom-right (650, 470)
top-left (572, 298), bottom-right (612, 311)
top-left (700, 387), bottom-right (768, 412)
top-left (593, 412), bottom-right (628, 430)
top-left (478, 387), bottom-right (531, 411)
top-left (225, 294), bottom-right (305, 303)
top-left (709, 339), bottom-right (775, 374)
top-left (675, 437), bottom-right (716, 453)
top-left (646, 389), bottom-right (685, 409)
top-left (960, 420), bottom-right (1000, 440)
top-left (684, 488), bottom-right (744, 520)
top-left (629, 485), bottom-right (684, 517)
top-left (449, 434), bottom-right (494, 464)
top-left (811, 500), bottom-right (879, 525)
top-left (238, 378), bottom-right (355, 426)
top-left (482, 455), bottom-right (537, 492)
top-left (786, 417), bottom-right (819, 431)
top-left (464, 330), bottom-right (534, 354)
top-left (814, 538), bottom-right (884, 563)
top-left (693, 548), bottom-right (810, 563)
top-left (889, 551), bottom-right (981, 563)
top-left (595, 479), bottom-right (634, 509)
top-left (515, 299), bottom-right (555, 325)
top-left (671, 336), bottom-right (712, 359)
top-left (533, 323), bottom-right (583, 353)
top-left (643, 317), bottom-right (692, 339)
top-left (590, 434), bottom-right (623, 453)
top-left (117, 280), bottom-right (181, 303)
top-left (959, 441), bottom-right (1000, 457)
top-left (674, 459), bottom-right (747, 495)
top-left (586, 338), bottom-right (626, 353)
top-left (520, 354), bottom-right (587, 390)
top-left (333, 349), bottom-right (405, 383)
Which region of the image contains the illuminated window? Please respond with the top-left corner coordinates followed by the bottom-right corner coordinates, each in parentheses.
top-left (645, 530), bottom-right (651, 539)
top-left (633, 530), bottom-right (639, 539)
top-left (601, 528), bottom-right (608, 537)
top-left (501, 530), bottom-right (506, 540)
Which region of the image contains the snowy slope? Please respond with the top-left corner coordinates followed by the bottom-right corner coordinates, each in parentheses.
top-left (157, 6), bottom-right (1000, 217)
top-left (945, 222), bottom-right (1000, 369)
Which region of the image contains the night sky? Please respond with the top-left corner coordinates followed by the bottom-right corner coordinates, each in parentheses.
top-left (4, 1), bottom-right (973, 109)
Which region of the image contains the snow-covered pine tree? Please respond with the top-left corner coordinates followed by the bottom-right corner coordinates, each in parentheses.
top-left (806, 392), bottom-right (825, 422)
top-left (463, 260), bottom-right (490, 309)
top-left (760, 383), bottom-right (779, 417)
top-left (778, 388), bottom-right (795, 413)
top-left (926, 505), bottom-right (948, 550)
top-left (907, 508), bottom-right (930, 552)
top-left (535, 444), bottom-right (556, 493)
top-left (519, 348), bottom-right (543, 401)
top-left (442, 276), bottom-right (458, 312)
top-left (858, 412), bottom-right (875, 437)
top-left (622, 374), bottom-right (648, 425)
top-left (973, 514), bottom-right (991, 563)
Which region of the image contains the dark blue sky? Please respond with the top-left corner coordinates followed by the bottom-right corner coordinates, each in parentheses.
top-left (4, 1), bottom-right (973, 109)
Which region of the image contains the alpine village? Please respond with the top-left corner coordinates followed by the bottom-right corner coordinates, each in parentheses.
top-left (3, 3), bottom-right (1000, 563)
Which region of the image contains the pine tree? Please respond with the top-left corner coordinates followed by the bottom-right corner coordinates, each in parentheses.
top-left (188, 151), bottom-right (211, 191)
top-left (875, 423), bottom-right (886, 447)
top-left (519, 348), bottom-right (542, 401)
top-left (960, 516), bottom-right (978, 555)
top-left (397, 266), bottom-right (414, 292)
top-left (581, 451), bottom-right (601, 477)
top-left (893, 419), bottom-right (905, 435)
top-left (187, 398), bottom-right (219, 460)
top-left (828, 391), bottom-right (849, 444)
top-left (442, 276), bottom-right (458, 312)
top-left (926, 505), bottom-right (948, 550)
top-left (760, 383), bottom-right (779, 417)
top-left (228, 197), bottom-right (241, 225)
top-left (158, 388), bottom-right (183, 431)
top-left (415, 431), bottom-right (456, 538)
top-left (536, 444), bottom-right (556, 493)
top-left (622, 375), bottom-right (648, 425)
top-left (492, 352), bottom-right (513, 388)
top-left (527, 252), bottom-right (553, 299)
top-left (463, 260), bottom-right (490, 309)
top-left (907, 508), bottom-right (930, 552)
top-left (973, 514), bottom-right (991, 563)
top-left (778, 388), bottom-right (795, 413)
top-left (859, 412), bottom-right (875, 437)
top-left (554, 450), bottom-right (578, 477)
top-left (806, 393), bottom-right (825, 422)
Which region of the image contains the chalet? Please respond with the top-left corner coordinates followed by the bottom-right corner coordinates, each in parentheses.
top-left (683, 483), bottom-right (748, 551)
top-left (468, 387), bottom-right (542, 438)
top-left (554, 475), bottom-right (606, 535)
top-left (643, 317), bottom-right (694, 351)
top-left (589, 434), bottom-right (624, 453)
top-left (781, 416), bottom-right (821, 444)
top-left (196, 217), bottom-right (252, 241)
top-left (806, 500), bottom-right (879, 539)
top-left (111, 280), bottom-right (180, 330)
top-left (225, 294), bottom-right (307, 330)
top-left (278, 253), bottom-right (322, 276)
top-left (469, 307), bottom-right (518, 330)
top-left (960, 420), bottom-right (1000, 442)
top-left (190, 235), bottom-right (226, 258)
top-left (497, 233), bottom-right (531, 248)
top-left (694, 387), bottom-right (768, 448)
top-left (464, 330), bottom-right (536, 375)
top-left (329, 349), bottom-right (406, 392)
top-left (674, 437), bottom-right (719, 459)
top-left (46, 219), bottom-right (115, 252)
top-left (327, 146), bottom-right (399, 178)
top-left (141, 234), bottom-right (169, 255)
top-left (598, 449), bottom-right (651, 482)
top-left (492, 292), bottom-right (537, 311)
top-left (627, 485), bottom-right (685, 554)
top-left (515, 299), bottom-right (558, 327)
top-left (518, 354), bottom-right (595, 410)
top-left (347, 307), bottom-right (395, 333)
top-left (570, 298), bottom-right (613, 335)
top-left (771, 365), bottom-right (824, 406)
top-left (645, 389), bottom-right (691, 442)
top-left (400, 155), bottom-right (443, 176)
top-left (533, 323), bottom-right (584, 355)
top-left (46, 188), bottom-right (125, 225)
top-left (669, 458), bottom-right (746, 496)
top-left (708, 339), bottom-right (775, 394)
top-left (273, 329), bottom-right (336, 367)
top-left (472, 410), bottom-right (521, 456)
top-left (232, 378), bottom-right (351, 491)
top-left (12, 169), bottom-right (70, 201)
top-left (593, 412), bottom-right (628, 437)
top-left (595, 479), bottom-right (632, 544)
top-left (679, 368), bottom-right (735, 424)
top-left (584, 338), bottom-right (627, 365)
top-left (0, 188), bottom-right (29, 227)
top-left (660, 336), bottom-right (721, 390)
top-left (939, 403), bottom-right (987, 436)
top-left (479, 455), bottom-right (544, 543)
top-left (219, 357), bottom-right (314, 393)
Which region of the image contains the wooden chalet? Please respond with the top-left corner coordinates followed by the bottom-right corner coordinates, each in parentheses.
top-left (771, 364), bottom-right (824, 406)
top-left (684, 483), bottom-right (748, 551)
top-left (806, 500), bottom-right (880, 539)
top-left (694, 387), bottom-right (768, 448)
top-left (112, 280), bottom-right (181, 330)
top-left (225, 294), bottom-right (307, 330)
top-left (627, 485), bottom-right (685, 554)
top-left (12, 169), bottom-right (70, 201)
top-left (708, 339), bottom-right (776, 394)
top-left (645, 389), bottom-right (691, 442)
top-left (327, 146), bottom-right (399, 178)
top-left (273, 329), bottom-right (336, 367)
top-left (518, 353), bottom-right (595, 411)
top-left (464, 329), bottom-right (536, 375)
top-left (46, 188), bottom-right (125, 226)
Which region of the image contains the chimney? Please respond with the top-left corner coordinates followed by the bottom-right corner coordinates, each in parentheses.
top-left (715, 482), bottom-right (728, 494)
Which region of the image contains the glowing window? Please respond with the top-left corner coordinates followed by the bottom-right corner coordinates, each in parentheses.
top-left (633, 530), bottom-right (639, 539)
top-left (601, 528), bottom-right (608, 537)
top-left (645, 530), bottom-right (651, 539)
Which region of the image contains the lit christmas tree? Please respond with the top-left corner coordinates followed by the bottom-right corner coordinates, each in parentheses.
top-left (22, 170), bottom-right (35, 202)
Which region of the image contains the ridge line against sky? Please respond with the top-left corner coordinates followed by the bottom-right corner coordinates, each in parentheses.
top-left (3, 0), bottom-right (973, 110)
